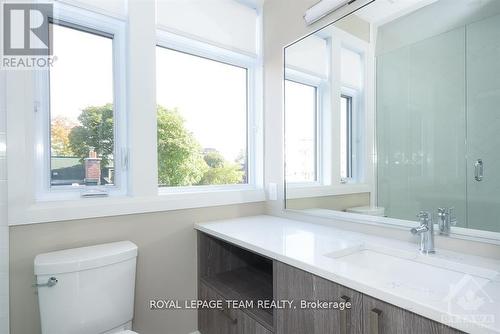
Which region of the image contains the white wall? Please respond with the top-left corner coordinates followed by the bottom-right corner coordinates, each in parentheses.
top-left (0, 1), bottom-right (9, 331)
top-left (0, 70), bottom-right (8, 334)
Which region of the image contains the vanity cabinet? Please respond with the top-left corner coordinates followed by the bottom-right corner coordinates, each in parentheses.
top-left (275, 261), bottom-right (363, 334)
top-left (362, 295), bottom-right (463, 334)
top-left (199, 282), bottom-right (271, 334)
top-left (198, 233), bottom-right (274, 334)
top-left (197, 232), bottom-right (465, 334)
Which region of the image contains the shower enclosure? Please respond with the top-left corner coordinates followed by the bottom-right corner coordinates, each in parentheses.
top-left (376, 1), bottom-right (500, 232)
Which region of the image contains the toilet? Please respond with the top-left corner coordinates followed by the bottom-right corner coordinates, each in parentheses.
top-left (34, 241), bottom-right (139, 334)
top-left (346, 206), bottom-right (386, 217)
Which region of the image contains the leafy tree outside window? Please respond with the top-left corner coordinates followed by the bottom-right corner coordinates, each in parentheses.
top-left (51, 104), bottom-right (245, 187)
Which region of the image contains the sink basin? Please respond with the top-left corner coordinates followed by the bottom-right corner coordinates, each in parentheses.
top-left (324, 244), bottom-right (499, 301)
top-left (325, 243), bottom-right (499, 280)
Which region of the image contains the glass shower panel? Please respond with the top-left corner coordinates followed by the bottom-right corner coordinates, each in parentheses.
top-left (376, 28), bottom-right (467, 225)
top-left (377, 46), bottom-right (411, 220)
top-left (466, 14), bottom-right (500, 232)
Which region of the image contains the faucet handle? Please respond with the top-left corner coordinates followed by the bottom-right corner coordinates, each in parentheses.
top-left (437, 207), bottom-right (457, 226)
top-left (437, 208), bottom-right (446, 216)
top-left (417, 211), bottom-right (430, 220)
top-left (448, 207), bottom-right (457, 226)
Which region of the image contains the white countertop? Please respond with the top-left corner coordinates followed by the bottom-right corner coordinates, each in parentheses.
top-left (195, 215), bottom-right (500, 334)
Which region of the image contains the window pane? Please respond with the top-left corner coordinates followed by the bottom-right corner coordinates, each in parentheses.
top-left (341, 48), bottom-right (362, 89)
top-left (285, 80), bottom-right (317, 183)
top-left (49, 23), bottom-right (115, 187)
top-left (156, 47), bottom-right (248, 187)
top-left (340, 95), bottom-right (353, 180)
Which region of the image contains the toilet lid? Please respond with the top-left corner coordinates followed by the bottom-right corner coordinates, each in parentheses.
top-left (346, 206), bottom-right (385, 216)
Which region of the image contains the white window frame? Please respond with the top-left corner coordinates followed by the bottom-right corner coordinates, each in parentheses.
top-left (33, 3), bottom-right (128, 201)
top-left (283, 69), bottom-right (326, 188)
top-left (7, 2), bottom-right (265, 225)
top-left (285, 27), bottom-right (374, 200)
top-left (156, 29), bottom-right (263, 195)
top-left (338, 41), bottom-right (368, 186)
top-left (340, 86), bottom-right (361, 184)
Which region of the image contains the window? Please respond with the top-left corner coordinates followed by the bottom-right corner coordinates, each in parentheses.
top-left (49, 22), bottom-right (115, 187)
top-left (156, 46), bottom-right (249, 187)
top-left (340, 95), bottom-right (353, 181)
top-left (340, 46), bottom-right (364, 184)
top-left (285, 80), bottom-right (317, 183)
top-left (11, 3), bottom-right (263, 223)
top-left (35, 9), bottom-right (127, 200)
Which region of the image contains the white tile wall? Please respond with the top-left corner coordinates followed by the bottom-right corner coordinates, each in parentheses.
top-left (0, 66), bottom-right (9, 333)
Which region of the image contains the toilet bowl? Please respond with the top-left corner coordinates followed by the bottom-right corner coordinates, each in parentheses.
top-left (35, 241), bottom-right (139, 334)
top-left (346, 206), bottom-right (385, 216)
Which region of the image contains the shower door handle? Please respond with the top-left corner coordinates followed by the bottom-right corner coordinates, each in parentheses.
top-left (474, 159), bottom-right (483, 182)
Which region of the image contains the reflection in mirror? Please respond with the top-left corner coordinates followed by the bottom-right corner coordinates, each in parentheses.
top-left (284, 0), bottom-right (500, 235)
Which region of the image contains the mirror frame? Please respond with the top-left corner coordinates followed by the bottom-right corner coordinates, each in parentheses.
top-left (282, 0), bottom-right (500, 245)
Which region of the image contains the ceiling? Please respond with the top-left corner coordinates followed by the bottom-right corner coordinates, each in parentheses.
top-left (234, 0), bottom-right (265, 9)
top-left (356, 0), bottom-right (438, 25)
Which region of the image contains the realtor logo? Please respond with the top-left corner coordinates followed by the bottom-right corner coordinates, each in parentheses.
top-left (442, 274), bottom-right (495, 328)
top-left (3, 3), bottom-right (53, 55)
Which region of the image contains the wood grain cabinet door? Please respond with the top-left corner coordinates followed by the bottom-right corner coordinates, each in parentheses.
top-left (362, 295), bottom-right (464, 334)
top-left (199, 282), bottom-right (272, 334)
top-left (199, 282), bottom-right (238, 334)
top-left (236, 309), bottom-right (272, 334)
top-left (362, 295), bottom-right (405, 334)
top-left (275, 261), bottom-right (363, 334)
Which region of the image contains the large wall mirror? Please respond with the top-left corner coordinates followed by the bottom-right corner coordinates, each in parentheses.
top-left (284, 0), bottom-right (500, 238)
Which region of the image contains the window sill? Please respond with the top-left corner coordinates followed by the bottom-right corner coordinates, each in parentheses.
top-left (8, 188), bottom-right (266, 226)
top-left (286, 183), bottom-right (371, 199)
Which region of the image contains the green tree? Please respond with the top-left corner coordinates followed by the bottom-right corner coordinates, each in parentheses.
top-left (198, 163), bottom-right (244, 185)
top-left (51, 116), bottom-right (76, 156)
top-left (69, 104), bottom-right (114, 166)
top-left (204, 150), bottom-right (225, 168)
top-left (68, 103), bottom-right (244, 186)
top-left (157, 106), bottom-right (208, 186)
top-left (199, 149), bottom-right (244, 185)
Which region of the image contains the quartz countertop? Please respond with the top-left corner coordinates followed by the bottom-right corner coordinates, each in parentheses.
top-left (195, 215), bottom-right (500, 334)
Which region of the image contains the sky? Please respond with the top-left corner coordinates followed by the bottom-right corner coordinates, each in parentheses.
top-left (156, 46), bottom-right (247, 162)
top-left (285, 80), bottom-right (316, 182)
top-left (50, 24), bottom-right (113, 122)
top-left (50, 23), bottom-right (247, 163)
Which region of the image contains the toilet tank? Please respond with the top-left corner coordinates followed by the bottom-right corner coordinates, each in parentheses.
top-left (35, 241), bottom-right (138, 334)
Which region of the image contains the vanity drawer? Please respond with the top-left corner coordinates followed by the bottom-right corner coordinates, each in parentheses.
top-left (275, 261), bottom-right (363, 334)
top-left (363, 295), bottom-right (464, 334)
top-left (198, 282), bottom-right (272, 334)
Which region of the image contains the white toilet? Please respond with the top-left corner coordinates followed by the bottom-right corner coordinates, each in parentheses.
top-left (346, 206), bottom-right (386, 217)
top-left (34, 241), bottom-right (139, 334)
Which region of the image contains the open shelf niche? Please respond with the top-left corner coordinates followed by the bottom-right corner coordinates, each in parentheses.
top-left (198, 233), bottom-right (274, 332)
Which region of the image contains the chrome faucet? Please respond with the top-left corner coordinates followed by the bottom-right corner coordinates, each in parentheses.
top-left (411, 211), bottom-right (435, 254)
top-left (437, 207), bottom-right (457, 236)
